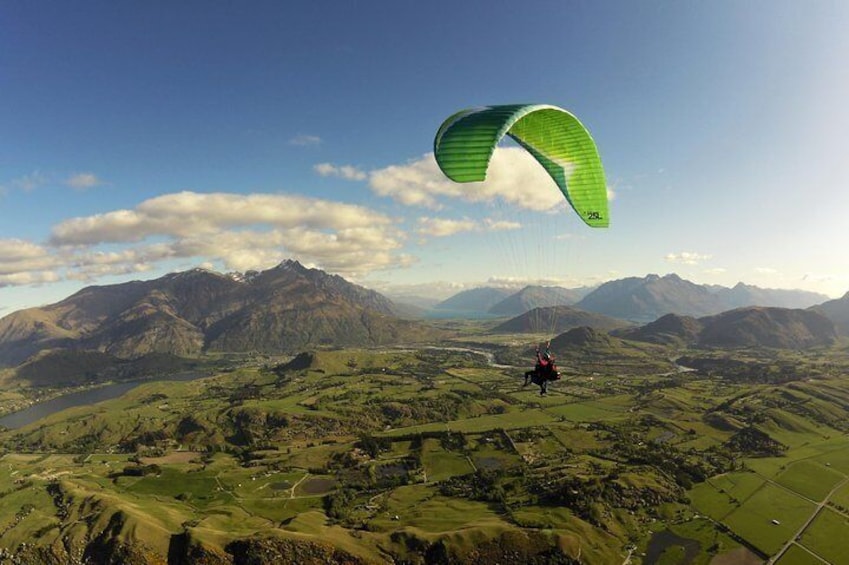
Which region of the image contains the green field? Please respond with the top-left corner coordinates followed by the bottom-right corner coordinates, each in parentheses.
top-left (3, 343), bottom-right (849, 563)
top-left (775, 460), bottom-right (845, 502)
top-left (775, 544), bottom-right (828, 565)
top-left (798, 507), bottom-right (849, 563)
top-left (723, 483), bottom-right (816, 555)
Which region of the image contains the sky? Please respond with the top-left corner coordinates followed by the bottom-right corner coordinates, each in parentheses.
top-left (2, 1), bottom-right (849, 314)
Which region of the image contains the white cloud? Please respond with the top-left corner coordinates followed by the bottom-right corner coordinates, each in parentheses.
top-left (483, 218), bottom-right (521, 231)
top-left (368, 148), bottom-right (566, 210)
top-left (1, 190), bottom-right (416, 288)
top-left (554, 232), bottom-right (584, 241)
top-left (66, 172), bottom-right (102, 189)
top-left (314, 163), bottom-right (367, 181)
top-left (703, 268), bottom-right (727, 275)
top-left (50, 191), bottom-right (391, 245)
top-left (754, 267), bottom-right (778, 275)
top-left (416, 216), bottom-right (522, 237)
top-left (0, 239), bottom-right (59, 275)
top-left (0, 270), bottom-right (61, 288)
top-left (665, 251), bottom-right (712, 265)
top-left (290, 134), bottom-right (322, 146)
top-left (11, 171), bottom-right (48, 192)
top-left (416, 217), bottom-right (477, 237)
top-left (30, 191), bottom-right (408, 284)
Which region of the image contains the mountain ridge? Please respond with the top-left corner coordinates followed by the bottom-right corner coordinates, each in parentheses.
top-left (615, 307), bottom-right (837, 349)
top-left (0, 260), bottom-right (440, 368)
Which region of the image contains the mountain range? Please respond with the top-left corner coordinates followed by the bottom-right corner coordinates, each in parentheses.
top-left (1, 265), bottom-right (846, 373)
top-left (574, 274), bottom-right (829, 322)
top-left (614, 307), bottom-right (838, 349)
top-left (488, 285), bottom-right (588, 316)
top-left (0, 260), bottom-right (440, 368)
top-left (434, 274), bottom-right (830, 322)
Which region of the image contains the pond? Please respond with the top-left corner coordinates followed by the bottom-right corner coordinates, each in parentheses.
top-left (643, 529), bottom-right (701, 565)
top-left (0, 371), bottom-right (209, 430)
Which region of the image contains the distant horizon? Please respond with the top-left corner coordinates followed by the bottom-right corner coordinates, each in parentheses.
top-left (1, 260), bottom-right (840, 318)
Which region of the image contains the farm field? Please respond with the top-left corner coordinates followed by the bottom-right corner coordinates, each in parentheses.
top-left (1, 342), bottom-right (849, 563)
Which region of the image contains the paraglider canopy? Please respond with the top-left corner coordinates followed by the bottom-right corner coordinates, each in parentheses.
top-left (433, 104), bottom-right (609, 228)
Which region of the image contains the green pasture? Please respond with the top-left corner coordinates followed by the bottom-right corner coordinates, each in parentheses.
top-left (745, 437), bottom-right (849, 481)
top-left (745, 456), bottom-right (795, 480)
top-left (798, 507), bottom-right (849, 564)
top-left (241, 495), bottom-right (322, 523)
top-left (420, 440), bottom-right (473, 482)
top-left (548, 426), bottom-right (604, 452)
top-left (723, 482), bottom-right (815, 556)
top-left (218, 468), bottom-right (305, 499)
top-left (689, 482), bottom-right (737, 521)
top-left (382, 408), bottom-right (554, 437)
top-left (544, 397), bottom-right (631, 422)
top-left (711, 472), bottom-right (766, 504)
top-left (279, 442), bottom-right (347, 469)
top-left (775, 544), bottom-right (827, 565)
top-left (810, 442), bottom-right (849, 476)
top-left (775, 460), bottom-right (845, 501)
top-left (123, 467), bottom-right (228, 507)
top-left (509, 505), bottom-right (575, 529)
top-left (513, 432), bottom-right (566, 460)
top-left (370, 485), bottom-right (504, 533)
top-left (760, 409), bottom-right (835, 449)
top-left (830, 479), bottom-right (849, 510)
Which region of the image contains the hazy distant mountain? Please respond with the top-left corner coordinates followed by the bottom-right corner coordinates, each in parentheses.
top-left (492, 305), bottom-right (630, 334)
top-left (0, 260), bottom-right (440, 368)
top-left (613, 313), bottom-right (703, 347)
top-left (433, 287), bottom-right (513, 314)
top-left (488, 285), bottom-right (587, 316)
top-left (618, 307), bottom-right (836, 349)
top-left (575, 274), bottom-right (829, 322)
top-left (715, 282), bottom-right (828, 310)
top-left (576, 274), bottom-right (723, 322)
top-left (697, 307), bottom-right (836, 349)
top-left (811, 292), bottom-right (849, 335)
top-left (381, 293), bottom-right (442, 311)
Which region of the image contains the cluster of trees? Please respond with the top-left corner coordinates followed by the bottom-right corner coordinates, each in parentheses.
top-left (678, 355), bottom-right (819, 384)
top-left (725, 426), bottom-right (786, 457)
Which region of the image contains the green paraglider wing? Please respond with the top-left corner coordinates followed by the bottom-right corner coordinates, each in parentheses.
top-left (433, 104), bottom-right (609, 228)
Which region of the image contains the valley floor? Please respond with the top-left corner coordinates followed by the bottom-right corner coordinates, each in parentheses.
top-left (2, 342), bottom-right (849, 564)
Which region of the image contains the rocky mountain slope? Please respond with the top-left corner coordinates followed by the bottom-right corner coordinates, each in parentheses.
top-left (697, 307), bottom-right (837, 349)
top-left (488, 285), bottom-right (585, 316)
top-left (432, 287), bottom-right (513, 314)
top-left (0, 261), bottom-right (440, 367)
top-left (576, 274), bottom-right (831, 322)
top-left (617, 308), bottom-right (837, 349)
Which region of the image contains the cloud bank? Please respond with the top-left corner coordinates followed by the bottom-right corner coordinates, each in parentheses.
top-left (367, 148), bottom-right (566, 211)
top-left (665, 251), bottom-right (712, 265)
top-left (2, 191), bottom-right (409, 288)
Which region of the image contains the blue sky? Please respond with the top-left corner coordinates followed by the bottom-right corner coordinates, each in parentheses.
top-left (2, 1), bottom-right (848, 313)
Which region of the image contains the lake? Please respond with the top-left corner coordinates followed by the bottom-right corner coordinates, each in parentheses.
top-left (0, 371), bottom-right (209, 430)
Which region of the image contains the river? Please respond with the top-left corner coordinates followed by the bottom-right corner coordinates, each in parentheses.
top-left (0, 371), bottom-right (210, 430)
